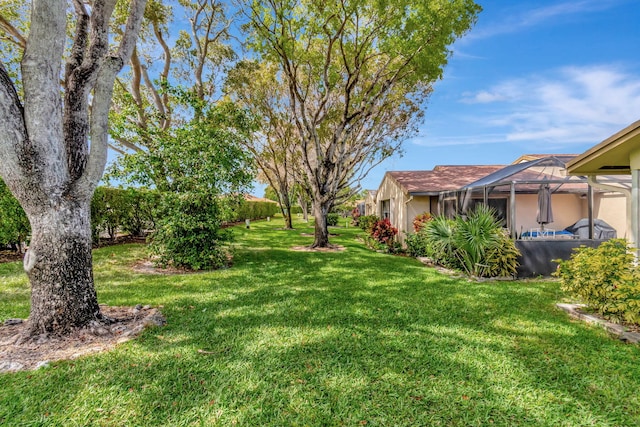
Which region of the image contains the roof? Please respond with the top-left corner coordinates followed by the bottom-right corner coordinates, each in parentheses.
top-left (462, 156), bottom-right (589, 194)
top-left (567, 119), bottom-right (640, 175)
top-left (511, 154), bottom-right (577, 164)
top-left (387, 165), bottom-right (505, 195)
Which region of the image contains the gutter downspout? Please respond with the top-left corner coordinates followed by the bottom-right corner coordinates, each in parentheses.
top-left (587, 176), bottom-right (632, 245)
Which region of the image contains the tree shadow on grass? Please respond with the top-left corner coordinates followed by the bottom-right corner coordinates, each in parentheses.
top-left (2, 238), bottom-right (640, 425)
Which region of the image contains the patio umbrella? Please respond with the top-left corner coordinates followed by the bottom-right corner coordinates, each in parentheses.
top-left (536, 183), bottom-right (553, 228)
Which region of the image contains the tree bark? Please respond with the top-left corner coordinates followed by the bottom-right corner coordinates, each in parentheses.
top-left (281, 191), bottom-right (293, 229)
top-left (311, 201), bottom-right (331, 248)
top-left (0, 0), bottom-right (147, 337)
top-left (24, 199), bottom-right (101, 334)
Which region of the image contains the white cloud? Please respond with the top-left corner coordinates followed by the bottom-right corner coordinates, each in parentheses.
top-left (413, 65), bottom-right (640, 148)
top-left (460, 65), bottom-right (640, 145)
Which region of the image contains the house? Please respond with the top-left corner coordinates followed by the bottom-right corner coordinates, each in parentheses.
top-left (375, 155), bottom-right (628, 246)
top-left (566, 119), bottom-right (639, 248)
top-left (363, 190), bottom-right (377, 216)
top-left (374, 165), bottom-right (505, 242)
top-left (456, 155), bottom-right (617, 239)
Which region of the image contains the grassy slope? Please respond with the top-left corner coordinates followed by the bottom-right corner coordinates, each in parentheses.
top-left (0, 217), bottom-right (639, 426)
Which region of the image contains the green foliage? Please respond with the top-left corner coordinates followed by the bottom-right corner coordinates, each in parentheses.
top-left (91, 187), bottom-right (158, 242)
top-left (149, 193), bottom-right (232, 271)
top-left (326, 213), bottom-right (340, 227)
top-left (0, 179), bottom-right (29, 249)
top-left (405, 232), bottom-right (429, 257)
top-left (110, 96), bottom-right (256, 270)
top-left (555, 239), bottom-right (640, 323)
top-left (453, 204), bottom-right (504, 277)
top-left (483, 229), bottom-right (521, 278)
top-left (227, 200), bottom-right (280, 223)
top-left (421, 205), bottom-right (519, 278)
top-left (423, 215), bottom-right (459, 269)
top-left (358, 215), bottom-right (379, 232)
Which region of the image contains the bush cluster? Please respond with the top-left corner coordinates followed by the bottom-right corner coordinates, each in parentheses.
top-left (362, 217), bottom-right (400, 253)
top-left (150, 192), bottom-right (232, 270)
top-left (357, 215), bottom-right (379, 233)
top-left (91, 187), bottom-right (158, 242)
top-left (554, 239), bottom-right (640, 324)
top-left (327, 213), bottom-right (340, 227)
top-left (227, 200), bottom-right (279, 223)
top-left (406, 206), bottom-right (519, 278)
top-left (0, 179), bottom-right (29, 251)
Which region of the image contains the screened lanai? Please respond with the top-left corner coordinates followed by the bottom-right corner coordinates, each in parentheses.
top-left (436, 156), bottom-right (631, 277)
top-left (438, 155), bottom-right (630, 242)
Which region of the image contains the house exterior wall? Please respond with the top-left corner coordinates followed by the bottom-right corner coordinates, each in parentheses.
top-left (405, 196), bottom-right (432, 234)
top-left (364, 191), bottom-right (377, 216)
top-left (594, 192), bottom-right (628, 239)
top-left (376, 175), bottom-right (408, 242)
top-left (514, 193), bottom-right (584, 234)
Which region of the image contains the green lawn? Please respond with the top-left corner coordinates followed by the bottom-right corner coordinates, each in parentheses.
top-left (1, 217), bottom-right (639, 426)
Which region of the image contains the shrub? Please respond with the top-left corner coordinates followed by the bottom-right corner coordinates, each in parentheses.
top-left (413, 212), bottom-right (433, 232)
top-left (326, 213), bottom-right (340, 227)
top-left (370, 218), bottom-right (398, 245)
top-left (0, 179), bottom-right (30, 251)
top-left (91, 187), bottom-right (158, 242)
top-left (484, 229), bottom-right (520, 278)
top-left (227, 199), bottom-right (280, 223)
top-left (452, 204), bottom-right (504, 277)
top-left (405, 233), bottom-right (428, 257)
top-left (555, 239), bottom-right (640, 323)
top-left (149, 192), bottom-right (232, 270)
top-left (420, 205), bottom-right (519, 278)
top-left (358, 215), bottom-right (379, 232)
top-left (423, 215), bottom-right (460, 269)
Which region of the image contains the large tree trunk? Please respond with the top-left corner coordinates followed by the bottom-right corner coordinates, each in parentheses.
top-left (24, 199), bottom-right (101, 334)
top-left (311, 201), bottom-right (331, 248)
top-left (0, 0), bottom-right (147, 338)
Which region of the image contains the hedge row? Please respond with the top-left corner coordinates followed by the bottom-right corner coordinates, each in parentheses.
top-left (0, 183), bottom-right (280, 248)
top-left (227, 200), bottom-right (280, 223)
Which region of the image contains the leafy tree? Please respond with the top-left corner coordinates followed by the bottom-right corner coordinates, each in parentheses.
top-left (246, 0), bottom-right (480, 247)
top-left (115, 100), bottom-right (255, 270)
top-left (0, 0), bottom-right (147, 336)
top-left (225, 60), bottom-right (299, 229)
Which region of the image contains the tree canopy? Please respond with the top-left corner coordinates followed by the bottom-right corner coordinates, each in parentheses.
top-left (245, 0), bottom-right (481, 247)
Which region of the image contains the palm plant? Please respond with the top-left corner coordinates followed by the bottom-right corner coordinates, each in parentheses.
top-left (453, 204), bottom-right (503, 277)
top-left (423, 215), bottom-right (459, 268)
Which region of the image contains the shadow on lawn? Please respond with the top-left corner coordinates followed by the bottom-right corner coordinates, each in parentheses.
top-left (2, 237), bottom-right (639, 425)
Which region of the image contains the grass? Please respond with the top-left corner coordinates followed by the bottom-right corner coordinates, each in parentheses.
top-left (1, 216), bottom-right (640, 426)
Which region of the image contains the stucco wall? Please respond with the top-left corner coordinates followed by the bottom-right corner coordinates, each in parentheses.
top-left (376, 175), bottom-right (408, 239)
top-left (514, 193), bottom-right (584, 235)
top-left (364, 191), bottom-right (377, 216)
top-left (405, 196), bottom-right (432, 235)
top-left (594, 192), bottom-right (628, 239)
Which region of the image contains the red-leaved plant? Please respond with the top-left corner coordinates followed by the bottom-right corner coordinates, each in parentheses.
top-left (370, 218), bottom-right (398, 246)
top-left (413, 212), bottom-right (433, 232)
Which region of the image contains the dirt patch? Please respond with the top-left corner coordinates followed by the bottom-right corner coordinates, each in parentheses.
top-left (0, 305), bottom-right (165, 373)
top-left (300, 233), bottom-right (340, 237)
top-left (0, 251), bottom-right (22, 264)
top-left (291, 245), bottom-right (345, 252)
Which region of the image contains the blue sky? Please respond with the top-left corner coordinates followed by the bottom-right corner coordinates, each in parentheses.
top-left (355, 0), bottom-right (640, 192)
